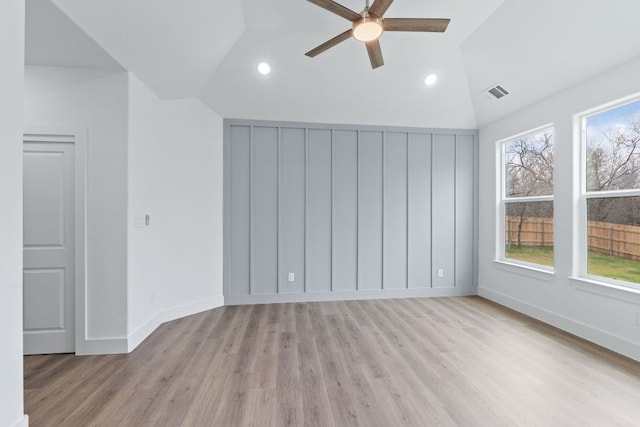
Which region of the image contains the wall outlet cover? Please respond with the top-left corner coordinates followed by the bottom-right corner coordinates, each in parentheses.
top-left (134, 214), bottom-right (145, 228)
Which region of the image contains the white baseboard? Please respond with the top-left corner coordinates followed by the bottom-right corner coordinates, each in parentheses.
top-left (478, 287), bottom-right (640, 362)
top-left (76, 337), bottom-right (128, 355)
top-left (127, 296), bottom-right (225, 352)
top-left (12, 415), bottom-right (28, 427)
top-left (224, 287), bottom-right (475, 305)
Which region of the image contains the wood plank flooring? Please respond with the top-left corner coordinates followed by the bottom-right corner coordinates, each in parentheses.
top-left (24, 296), bottom-right (640, 426)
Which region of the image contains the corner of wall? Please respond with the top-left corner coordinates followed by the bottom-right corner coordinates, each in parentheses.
top-left (12, 415), bottom-right (29, 427)
top-left (127, 296), bottom-right (225, 352)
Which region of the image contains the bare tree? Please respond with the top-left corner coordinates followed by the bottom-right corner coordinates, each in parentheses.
top-left (587, 117), bottom-right (640, 224)
top-left (506, 132), bottom-right (554, 198)
top-left (505, 132), bottom-right (554, 247)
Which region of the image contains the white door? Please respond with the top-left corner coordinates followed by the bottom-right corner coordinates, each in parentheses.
top-left (23, 141), bottom-right (75, 354)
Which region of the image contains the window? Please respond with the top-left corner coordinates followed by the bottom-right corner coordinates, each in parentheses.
top-left (499, 127), bottom-right (554, 268)
top-left (582, 98), bottom-right (640, 287)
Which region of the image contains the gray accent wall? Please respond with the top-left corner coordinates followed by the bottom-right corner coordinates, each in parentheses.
top-left (224, 119), bottom-right (478, 304)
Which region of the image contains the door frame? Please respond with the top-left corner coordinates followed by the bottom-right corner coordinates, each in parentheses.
top-left (23, 125), bottom-right (87, 354)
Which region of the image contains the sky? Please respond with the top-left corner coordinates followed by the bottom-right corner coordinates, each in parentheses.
top-left (586, 99), bottom-right (640, 145)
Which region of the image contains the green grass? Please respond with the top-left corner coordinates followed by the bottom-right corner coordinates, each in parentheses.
top-left (505, 246), bottom-right (554, 267)
top-left (587, 251), bottom-right (640, 283)
top-left (505, 246), bottom-right (640, 284)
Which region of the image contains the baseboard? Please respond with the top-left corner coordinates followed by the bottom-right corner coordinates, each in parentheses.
top-left (127, 296), bottom-right (225, 352)
top-left (224, 287), bottom-right (476, 306)
top-left (12, 414), bottom-right (28, 427)
top-left (478, 287), bottom-right (640, 362)
top-left (76, 337), bottom-right (129, 355)
top-left (160, 295), bottom-right (225, 324)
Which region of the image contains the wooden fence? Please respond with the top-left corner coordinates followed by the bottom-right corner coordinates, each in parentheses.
top-left (505, 216), bottom-right (640, 261)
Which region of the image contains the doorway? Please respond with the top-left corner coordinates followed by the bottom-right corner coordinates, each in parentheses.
top-left (23, 128), bottom-right (86, 354)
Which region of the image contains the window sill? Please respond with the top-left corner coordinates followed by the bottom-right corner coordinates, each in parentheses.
top-left (492, 260), bottom-right (555, 282)
top-left (569, 277), bottom-right (640, 304)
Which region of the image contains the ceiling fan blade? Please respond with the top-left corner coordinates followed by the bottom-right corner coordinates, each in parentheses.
top-left (305, 29), bottom-right (353, 57)
top-left (369, 0), bottom-right (394, 17)
top-left (365, 39), bottom-right (384, 69)
top-left (383, 18), bottom-right (450, 32)
top-left (306, 0), bottom-right (361, 22)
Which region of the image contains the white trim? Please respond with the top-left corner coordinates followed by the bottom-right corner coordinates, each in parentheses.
top-left (492, 260), bottom-right (555, 282)
top-left (23, 126), bottom-right (87, 356)
top-left (225, 287), bottom-right (475, 306)
top-left (11, 415), bottom-right (29, 427)
top-left (127, 296), bottom-right (225, 352)
top-left (76, 337), bottom-right (128, 355)
top-left (585, 189), bottom-right (640, 198)
top-left (570, 276), bottom-right (640, 303)
top-left (504, 195), bottom-right (554, 203)
top-left (495, 122), bottom-right (555, 146)
top-left (578, 90), bottom-right (640, 120)
top-left (478, 287), bottom-right (640, 363)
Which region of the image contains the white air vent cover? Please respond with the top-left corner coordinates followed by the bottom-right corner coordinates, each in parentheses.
top-left (483, 84), bottom-right (510, 100)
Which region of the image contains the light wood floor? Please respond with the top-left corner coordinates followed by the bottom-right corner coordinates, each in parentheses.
top-left (25, 296), bottom-right (640, 426)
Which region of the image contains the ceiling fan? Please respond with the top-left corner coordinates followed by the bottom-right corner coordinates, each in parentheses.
top-left (305, 0), bottom-right (450, 69)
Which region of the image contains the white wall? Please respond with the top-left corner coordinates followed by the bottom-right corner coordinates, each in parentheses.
top-left (478, 56), bottom-right (640, 362)
top-left (127, 74), bottom-right (224, 350)
top-left (24, 67), bottom-right (225, 354)
top-left (0, 2), bottom-right (27, 426)
top-left (24, 66), bottom-right (129, 352)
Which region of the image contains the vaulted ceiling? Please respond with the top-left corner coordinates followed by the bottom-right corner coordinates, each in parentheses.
top-left (27, 0), bottom-right (640, 128)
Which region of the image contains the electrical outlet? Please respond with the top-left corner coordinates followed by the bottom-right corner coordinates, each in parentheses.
top-left (288, 272), bottom-right (295, 282)
top-left (437, 269), bottom-right (444, 278)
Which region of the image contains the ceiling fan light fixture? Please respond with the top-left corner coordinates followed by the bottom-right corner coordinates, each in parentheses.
top-left (352, 16), bottom-right (383, 42)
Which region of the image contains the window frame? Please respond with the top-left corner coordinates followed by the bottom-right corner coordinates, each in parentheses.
top-left (497, 124), bottom-right (555, 271)
top-left (579, 95), bottom-right (640, 291)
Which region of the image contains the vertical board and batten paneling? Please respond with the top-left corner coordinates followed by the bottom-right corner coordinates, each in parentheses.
top-left (358, 131), bottom-right (383, 291)
top-left (408, 132), bottom-right (432, 288)
top-left (383, 132), bottom-right (409, 289)
top-left (332, 130), bottom-right (358, 292)
top-left (279, 128), bottom-right (306, 293)
top-left (224, 119), bottom-right (478, 304)
top-left (456, 135), bottom-right (475, 288)
top-left (251, 127), bottom-right (278, 295)
top-left (228, 125), bottom-right (251, 295)
top-left (432, 134), bottom-right (456, 288)
top-left (306, 129), bottom-right (332, 292)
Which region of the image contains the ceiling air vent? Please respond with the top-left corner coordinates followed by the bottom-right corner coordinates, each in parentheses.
top-left (484, 84), bottom-right (510, 100)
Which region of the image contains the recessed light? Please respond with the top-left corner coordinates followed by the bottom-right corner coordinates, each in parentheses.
top-left (424, 74), bottom-right (438, 86)
top-left (257, 62), bottom-right (271, 76)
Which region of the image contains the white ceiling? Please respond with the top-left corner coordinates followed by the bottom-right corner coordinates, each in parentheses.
top-left (52, 0), bottom-right (246, 99)
top-left (25, 0), bottom-right (121, 70)
top-left (28, 0), bottom-right (640, 129)
top-left (462, 0), bottom-right (640, 126)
